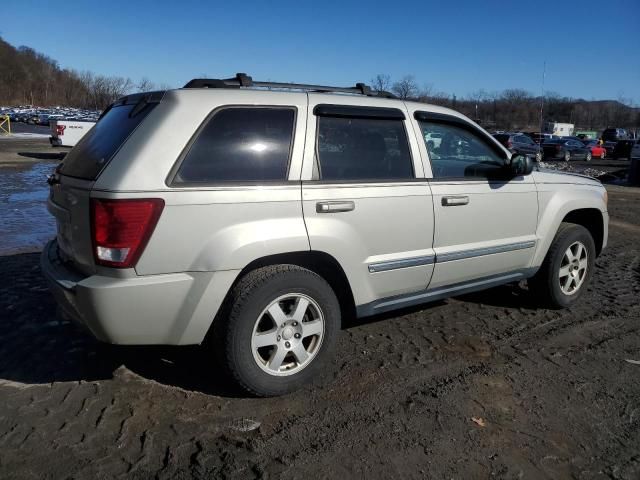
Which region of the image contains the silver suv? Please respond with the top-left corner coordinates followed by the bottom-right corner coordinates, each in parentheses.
top-left (42, 74), bottom-right (609, 396)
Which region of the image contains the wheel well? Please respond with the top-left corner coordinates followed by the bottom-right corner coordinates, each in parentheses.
top-left (562, 209), bottom-right (604, 256)
top-left (237, 251), bottom-right (356, 322)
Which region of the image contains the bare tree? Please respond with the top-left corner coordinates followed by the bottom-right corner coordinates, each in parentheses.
top-left (391, 75), bottom-right (418, 99)
top-left (416, 83), bottom-right (434, 102)
top-left (137, 77), bottom-right (156, 92)
top-left (370, 74), bottom-right (391, 93)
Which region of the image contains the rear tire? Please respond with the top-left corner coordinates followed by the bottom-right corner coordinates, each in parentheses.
top-left (564, 151), bottom-right (571, 162)
top-left (585, 152), bottom-right (592, 162)
top-left (528, 223), bottom-right (596, 309)
top-left (213, 265), bottom-right (340, 396)
top-left (600, 151), bottom-right (605, 159)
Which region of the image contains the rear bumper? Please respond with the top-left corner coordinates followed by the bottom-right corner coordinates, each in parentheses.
top-left (40, 240), bottom-right (238, 345)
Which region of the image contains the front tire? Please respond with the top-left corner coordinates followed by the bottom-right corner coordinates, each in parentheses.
top-left (214, 265), bottom-right (340, 396)
top-left (564, 151), bottom-right (571, 162)
top-left (585, 152), bottom-right (592, 162)
top-left (529, 223), bottom-right (596, 309)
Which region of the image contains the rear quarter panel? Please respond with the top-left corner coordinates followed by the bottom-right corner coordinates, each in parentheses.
top-left (92, 89), bottom-right (310, 276)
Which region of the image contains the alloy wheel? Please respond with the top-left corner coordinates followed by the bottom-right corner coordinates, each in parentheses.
top-left (558, 241), bottom-right (588, 295)
top-left (251, 294), bottom-right (325, 376)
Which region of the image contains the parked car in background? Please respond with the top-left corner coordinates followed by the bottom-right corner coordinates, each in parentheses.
top-left (424, 132), bottom-right (443, 149)
top-left (528, 132), bottom-right (556, 145)
top-left (583, 140), bottom-right (606, 159)
top-left (542, 138), bottom-right (592, 161)
top-left (631, 139), bottom-right (640, 159)
top-left (493, 133), bottom-right (542, 161)
top-left (610, 140), bottom-right (635, 160)
top-left (601, 128), bottom-right (628, 142)
top-left (49, 119), bottom-right (95, 147)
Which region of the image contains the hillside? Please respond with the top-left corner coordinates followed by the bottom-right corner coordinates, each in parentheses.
top-left (0, 36), bottom-right (138, 109)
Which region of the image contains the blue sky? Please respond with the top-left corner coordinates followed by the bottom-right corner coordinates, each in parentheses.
top-left (3, 0), bottom-right (639, 102)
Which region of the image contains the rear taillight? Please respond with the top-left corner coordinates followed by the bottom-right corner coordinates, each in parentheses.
top-left (507, 141), bottom-right (513, 148)
top-left (56, 125), bottom-right (66, 136)
top-left (555, 145), bottom-right (562, 151)
top-left (91, 198), bottom-right (164, 268)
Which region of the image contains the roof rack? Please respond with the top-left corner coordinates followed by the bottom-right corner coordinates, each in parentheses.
top-left (183, 73), bottom-right (396, 98)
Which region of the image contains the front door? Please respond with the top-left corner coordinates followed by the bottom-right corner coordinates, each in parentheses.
top-left (410, 110), bottom-right (538, 289)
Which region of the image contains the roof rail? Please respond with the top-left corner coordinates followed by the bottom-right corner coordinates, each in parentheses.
top-left (183, 73), bottom-right (396, 98)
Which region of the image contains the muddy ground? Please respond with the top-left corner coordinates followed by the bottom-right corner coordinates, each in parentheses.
top-left (0, 141), bottom-right (639, 479)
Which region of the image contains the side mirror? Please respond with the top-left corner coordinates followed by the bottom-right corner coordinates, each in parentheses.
top-left (508, 154), bottom-right (534, 176)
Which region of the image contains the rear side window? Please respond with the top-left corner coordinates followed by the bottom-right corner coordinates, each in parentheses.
top-left (173, 107), bottom-right (295, 184)
top-left (60, 102), bottom-right (157, 180)
top-left (316, 117), bottom-right (413, 181)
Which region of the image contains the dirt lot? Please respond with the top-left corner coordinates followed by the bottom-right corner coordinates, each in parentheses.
top-left (0, 145), bottom-right (639, 479)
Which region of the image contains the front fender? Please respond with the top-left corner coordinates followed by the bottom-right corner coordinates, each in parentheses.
top-left (532, 185), bottom-right (607, 267)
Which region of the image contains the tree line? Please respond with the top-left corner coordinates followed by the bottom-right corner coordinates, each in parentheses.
top-left (0, 36), bottom-right (166, 110)
top-left (372, 74), bottom-right (640, 133)
top-left (1, 35), bottom-right (638, 132)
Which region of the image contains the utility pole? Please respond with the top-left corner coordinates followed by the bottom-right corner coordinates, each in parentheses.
top-left (539, 61), bottom-right (546, 134)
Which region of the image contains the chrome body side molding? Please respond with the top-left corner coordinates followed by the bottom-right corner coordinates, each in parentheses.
top-left (436, 240), bottom-right (536, 263)
top-left (368, 255), bottom-right (436, 273)
top-left (367, 240), bottom-right (536, 273)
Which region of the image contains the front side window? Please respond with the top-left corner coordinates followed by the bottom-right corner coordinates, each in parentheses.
top-left (316, 116), bottom-right (414, 181)
top-left (173, 107), bottom-right (295, 184)
top-left (419, 121), bottom-right (506, 179)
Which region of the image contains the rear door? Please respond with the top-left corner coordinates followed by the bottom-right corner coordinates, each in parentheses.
top-left (49, 92), bottom-right (162, 274)
top-left (301, 95), bottom-right (435, 308)
top-left (409, 109), bottom-right (538, 289)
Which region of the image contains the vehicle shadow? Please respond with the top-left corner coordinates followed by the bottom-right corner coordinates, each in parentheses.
top-left (0, 252), bottom-right (246, 398)
top-left (455, 282), bottom-right (540, 309)
top-left (17, 151), bottom-right (67, 160)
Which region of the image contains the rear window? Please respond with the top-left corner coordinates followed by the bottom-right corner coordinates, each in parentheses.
top-left (60, 102), bottom-right (157, 180)
top-left (173, 107), bottom-right (295, 184)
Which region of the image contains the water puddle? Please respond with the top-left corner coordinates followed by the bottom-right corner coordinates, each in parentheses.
top-left (0, 162), bottom-right (57, 255)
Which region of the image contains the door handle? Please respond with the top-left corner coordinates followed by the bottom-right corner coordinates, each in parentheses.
top-left (442, 196), bottom-right (469, 206)
top-left (316, 201), bottom-right (355, 213)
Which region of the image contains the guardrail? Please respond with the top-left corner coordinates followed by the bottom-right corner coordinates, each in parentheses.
top-left (0, 115), bottom-right (10, 135)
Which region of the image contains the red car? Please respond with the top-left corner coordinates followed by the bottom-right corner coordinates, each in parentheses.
top-left (584, 140), bottom-right (606, 159)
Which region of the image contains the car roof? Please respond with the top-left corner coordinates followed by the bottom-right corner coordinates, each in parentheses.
top-left (170, 87), bottom-right (474, 121)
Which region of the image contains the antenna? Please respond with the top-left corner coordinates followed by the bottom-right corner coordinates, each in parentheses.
top-left (539, 61), bottom-right (546, 138)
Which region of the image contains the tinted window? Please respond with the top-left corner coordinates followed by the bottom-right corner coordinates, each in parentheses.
top-left (419, 121), bottom-right (506, 179)
top-left (316, 116), bottom-right (413, 181)
top-left (60, 102), bottom-right (157, 179)
top-left (174, 108), bottom-right (295, 184)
